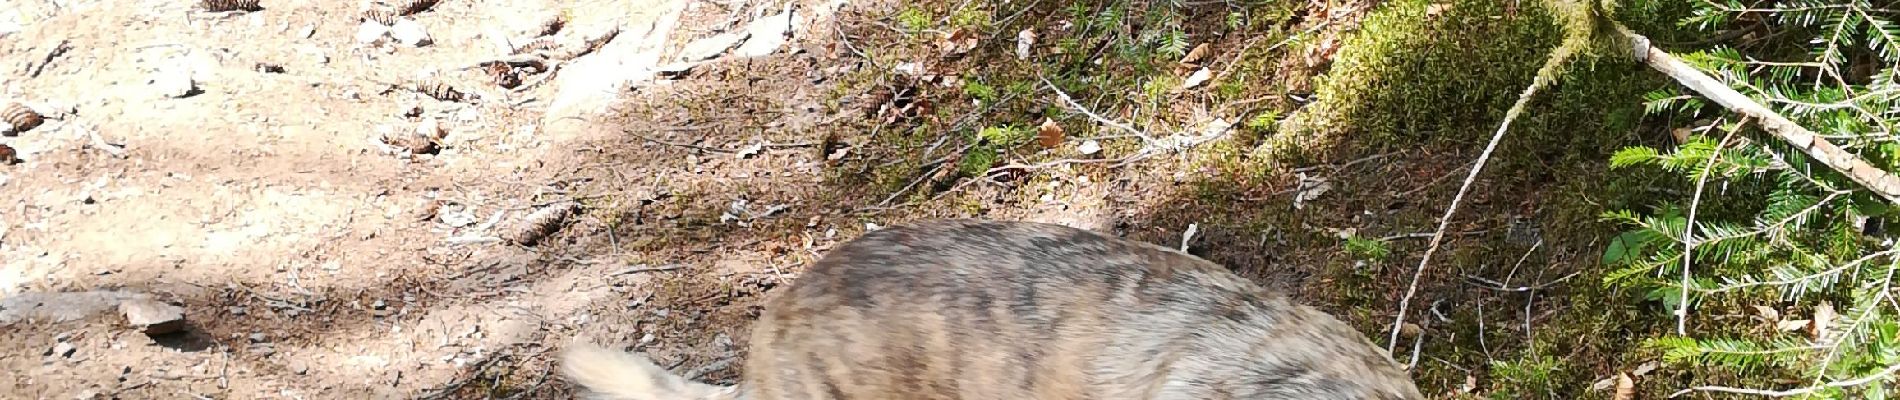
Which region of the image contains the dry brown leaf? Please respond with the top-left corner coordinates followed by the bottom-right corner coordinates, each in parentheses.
top-left (1671, 127), bottom-right (1692, 144)
top-left (1592, 377), bottom-right (1617, 392)
top-left (941, 28), bottom-right (979, 56)
top-left (1752, 305), bottom-right (1780, 322)
top-left (1015, 29), bottom-right (1036, 60)
top-left (1036, 118), bottom-right (1064, 148)
top-left (1304, 36), bottom-right (1339, 68)
top-left (1811, 302), bottom-right (1836, 340)
top-left (1612, 373), bottom-right (1635, 400)
top-left (1179, 42), bottom-right (1210, 66)
top-left (1425, 3), bottom-right (1453, 19)
top-left (1633, 361), bottom-right (1660, 376)
top-left (1399, 322), bottom-right (1423, 338)
top-left (1777, 319), bottom-right (1810, 332)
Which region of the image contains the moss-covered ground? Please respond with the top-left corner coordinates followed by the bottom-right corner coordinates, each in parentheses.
top-left (795, 0), bottom-right (1744, 397)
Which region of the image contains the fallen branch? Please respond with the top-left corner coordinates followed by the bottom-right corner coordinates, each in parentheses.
top-left (1039, 76), bottom-right (1154, 144)
top-left (1385, 9), bottom-right (1590, 352)
top-left (1673, 361), bottom-right (1900, 397)
top-left (610, 264), bottom-right (683, 275)
top-left (1615, 25), bottom-right (1900, 205)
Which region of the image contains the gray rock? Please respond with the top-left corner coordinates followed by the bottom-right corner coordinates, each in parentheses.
top-left (733, 7), bottom-right (797, 58)
top-left (678, 32), bottom-right (748, 62)
top-left (390, 19), bottom-right (433, 47)
top-left (355, 21), bottom-right (391, 44)
top-left (149, 67), bottom-right (198, 99)
top-left (50, 342), bottom-right (75, 358)
top-left (119, 298), bottom-right (186, 335)
top-left (1, 290), bottom-right (145, 325)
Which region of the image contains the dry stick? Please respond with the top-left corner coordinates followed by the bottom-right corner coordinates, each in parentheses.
top-left (1675, 123), bottom-right (1742, 335)
top-left (1673, 362), bottom-right (1900, 398)
top-left (1616, 25), bottom-right (1900, 205)
top-left (1039, 76), bottom-right (1154, 144)
top-left (1384, 28), bottom-right (1581, 353)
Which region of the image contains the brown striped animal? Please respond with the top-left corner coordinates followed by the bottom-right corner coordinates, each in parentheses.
top-left (563, 219), bottom-right (1424, 400)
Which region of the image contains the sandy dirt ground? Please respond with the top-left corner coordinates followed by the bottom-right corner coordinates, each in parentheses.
top-left (0, 0), bottom-right (1386, 398)
top-left (0, 0), bottom-right (890, 397)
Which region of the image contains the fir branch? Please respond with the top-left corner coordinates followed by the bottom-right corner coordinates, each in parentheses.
top-left (1702, 247), bottom-right (1900, 295)
top-left (1677, 124), bottom-right (1741, 334)
top-left (1616, 25), bottom-right (1900, 205)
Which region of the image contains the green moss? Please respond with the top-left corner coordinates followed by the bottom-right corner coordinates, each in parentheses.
top-left (1281, 0), bottom-right (1565, 151)
top-left (1245, 0), bottom-right (1709, 396)
top-left (897, 7), bottom-right (932, 33)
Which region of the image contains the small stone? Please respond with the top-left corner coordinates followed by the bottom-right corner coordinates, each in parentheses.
top-left (389, 19), bottom-right (432, 47)
top-left (1076, 140), bottom-right (1102, 155)
top-left (296, 25), bottom-right (315, 38)
top-left (229, 306), bottom-right (246, 316)
top-left (149, 68), bottom-right (198, 99)
top-left (679, 32), bottom-right (749, 62)
top-left (50, 342), bottom-right (75, 358)
top-left (734, 7), bottom-right (797, 57)
top-left (248, 332), bottom-right (267, 343)
top-left (416, 118), bottom-right (444, 141)
top-left (0, 11), bottom-right (22, 39)
top-left (1181, 67), bottom-right (1211, 90)
top-left (120, 298), bottom-right (186, 336)
top-left (250, 343), bottom-right (275, 357)
top-left (355, 21), bottom-right (391, 44)
top-left (288, 361), bottom-right (309, 375)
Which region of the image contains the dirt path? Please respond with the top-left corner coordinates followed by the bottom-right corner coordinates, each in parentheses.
top-left (0, 0), bottom-right (866, 397)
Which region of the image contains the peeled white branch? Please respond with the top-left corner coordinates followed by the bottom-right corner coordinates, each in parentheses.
top-left (1617, 25), bottom-right (1900, 205)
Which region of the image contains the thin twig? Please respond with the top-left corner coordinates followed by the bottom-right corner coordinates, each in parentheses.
top-left (445, 236), bottom-right (503, 245)
top-left (832, 18), bottom-right (879, 69)
top-left (1407, 326), bottom-right (1426, 371)
top-left (1463, 271), bottom-right (1582, 293)
top-left (1477, 300), bottom-right (1493, 362)
top-left (1039, 76), bottom-right (1153, 144)
top-left (682, 357), bottom-right (738, 380)
top-left (610, 264), bottom-right (684, 275)
top-left (1676, 123), bottom-right (1742, 335)
top-left (1387, 23), bottom-right (1583, 351)
top-left (1398, 164), bottom-right (1473, 197)
top-left (1289, 150), bottom-right (1402, 173)
top-left (1675, 361), bottom-right (1900, 397)
top-left (1213, 17), bottom-right (1333, 85)
top-left (1381, 229), bottom-right (1489, 241)
top-left (566, 116), bottom-right (736, 154)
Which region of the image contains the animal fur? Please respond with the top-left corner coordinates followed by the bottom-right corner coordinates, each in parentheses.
top-left (563, 219), bottom-right (1424, 399)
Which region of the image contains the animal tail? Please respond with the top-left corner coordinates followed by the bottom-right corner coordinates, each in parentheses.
top-left (560, 341), bottom-right (737, 400)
